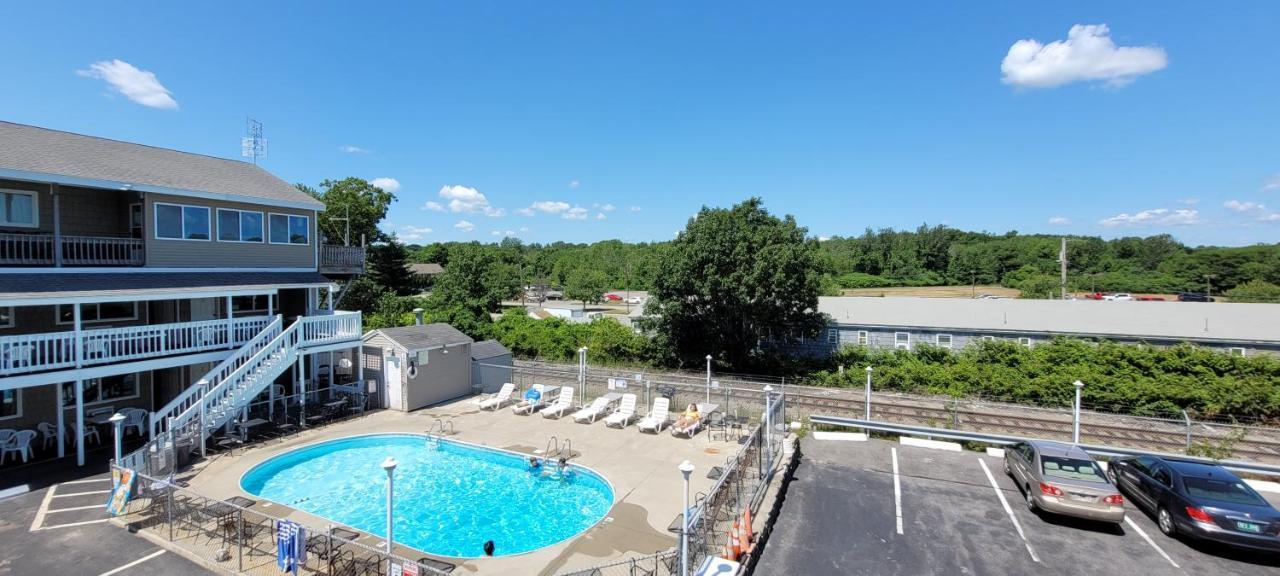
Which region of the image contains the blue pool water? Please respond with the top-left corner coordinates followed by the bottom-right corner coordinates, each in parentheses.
top-left (240, 434), bottom-right (614, 558)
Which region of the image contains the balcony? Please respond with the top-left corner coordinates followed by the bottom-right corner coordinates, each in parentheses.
top-left (0, 232), bottom-right (144, 267)
top-left (319, 244), bottom-right (365, 275)
top-left (0, 315), bottom-right (273, 377)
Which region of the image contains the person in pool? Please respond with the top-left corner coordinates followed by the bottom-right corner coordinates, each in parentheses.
top-left (515, 386), bottom-right (542, 410)
top-left (557, 457), bottom-right (573, 478)
top-left (528, 456), bottom-right (542, 470)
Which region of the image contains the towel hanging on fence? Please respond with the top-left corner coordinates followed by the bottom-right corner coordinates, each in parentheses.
top-left (277, 520), bottom-right (306, 574)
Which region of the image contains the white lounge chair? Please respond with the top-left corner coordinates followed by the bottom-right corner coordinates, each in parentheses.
top-left (637, 397), bottom-right (671, 433)
top-left (572, 397), bottom-right (613, 424)
top-left (2, 430), bottom-right (35, 463)
top-left (513, 384), bottom-right (552, 415)
top-left (672, 403), bottom-right (717, 438)
top-left (478, 383), bottom-right (516, 411)
top-left (541, 387), bottom-right (575, 419)
top-left (604, 394), bottom-right (638, 428)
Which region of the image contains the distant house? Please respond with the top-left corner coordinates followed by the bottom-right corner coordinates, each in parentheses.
top-left (409, 262), bottom-right (444, 277)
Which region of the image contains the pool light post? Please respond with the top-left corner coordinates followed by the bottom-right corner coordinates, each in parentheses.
top-left (108, 412), bottom-right (126, 465)
top-left (1072, 380), bottom-right (1084, 444)
top-left (705, 355), bottom-right (712, 404)
top-left (864, 367), bottom-right (873, 420)
top-left (577, 347), bottom-right (589, 406)
top-left (381, 457), bottom-right (398, 559)
top-left (678, 459), bottom-right (695, 576)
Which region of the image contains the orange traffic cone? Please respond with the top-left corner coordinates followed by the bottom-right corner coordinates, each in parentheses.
top-left (738, 511), bottom-right (753, 555)
top-left (725, 517), bottom-right (742, 560)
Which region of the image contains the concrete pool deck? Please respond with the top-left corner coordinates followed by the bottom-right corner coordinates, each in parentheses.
top-left (181, 397), bottom-right (743, 575)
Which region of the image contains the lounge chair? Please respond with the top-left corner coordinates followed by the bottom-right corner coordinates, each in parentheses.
top-left (541, 387), bottom-right (575, 419)
top-left (572, 397), bottom-right (613, 424)
top-left (672, 403), bottom-right (717, 438)
top-left (478, 383), bottom-right (516, 411)
top-left (604, 394), bottom-right (637, 428)
top-left (512, 384), bottom-right (552, 415)
top-left (636, 397), bottom-right (670, 433)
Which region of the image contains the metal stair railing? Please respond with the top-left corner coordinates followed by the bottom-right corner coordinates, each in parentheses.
top-left (184, 317), bottom-right (303, 436)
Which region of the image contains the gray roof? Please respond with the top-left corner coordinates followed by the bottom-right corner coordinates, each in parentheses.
top-left (471, 339), bottom-right (511, 360)
top-left (365, 323), bottom-right (473, 352)
top-left (818, 296), bottom-right (1280, 345)
top-left (0, 272), bottom-right (333, 304)
top-left (409, 263), bottom-right (444, 275)
top-left (0, 122), bottom-right (323, 210)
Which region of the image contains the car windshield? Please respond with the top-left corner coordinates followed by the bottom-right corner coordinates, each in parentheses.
top-left (1182, 477), bottom-right (1267, 506)
top-left (1041, 456), bottom-right (1106, 482)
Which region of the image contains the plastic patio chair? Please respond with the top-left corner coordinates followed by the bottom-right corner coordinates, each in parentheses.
top-left (2, 430), bottom-right (36, 463)
top-left (36, 422), bottom-right (60, 450)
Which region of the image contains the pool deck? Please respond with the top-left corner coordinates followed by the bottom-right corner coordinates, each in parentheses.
top-left (183, 397), bottom-right (743, 574)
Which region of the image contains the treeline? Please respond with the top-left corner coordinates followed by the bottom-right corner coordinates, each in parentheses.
top-left (410, 238), bottom-right (666, 293)
top-left (807, 339), bottom-right (1280, 422)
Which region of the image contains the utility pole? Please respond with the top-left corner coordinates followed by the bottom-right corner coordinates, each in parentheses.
top-left (1204, 274), bottom-right (1215, 300)
top-left (970, 270), bottom-right (977, 298)
top-left (1059, 237), bottom-right (1068, 300)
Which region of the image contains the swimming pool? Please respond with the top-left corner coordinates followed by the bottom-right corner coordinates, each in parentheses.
top-left (240, 434), bottom-right (614, 558)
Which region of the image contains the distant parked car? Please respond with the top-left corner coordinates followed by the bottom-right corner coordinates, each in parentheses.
top-left (1178, 292), bottom-right (1215, 302)
top-left (1136, 295), bottom-right (1166, 301)
top-left (626, 296), bottom-right (643, 305)
top-left (1004, 440), bottom-right (1125, 524)
top-left (1108, 456), bottom-right (1280, 552)
top-left (603, 294), bottom-right (623, 302)
top-left (1082, 292), bottom-right (1106, 300)
top-left (1103, 293), bottom-right (1134, 301)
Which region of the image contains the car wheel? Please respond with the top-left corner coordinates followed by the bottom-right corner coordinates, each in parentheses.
top-left (1024, 485), bottom-right (1037, 511)
top-left (1004, 458), bottom-right (1011, 476)
top-left (1157, 506), bottom-right (1176, 536)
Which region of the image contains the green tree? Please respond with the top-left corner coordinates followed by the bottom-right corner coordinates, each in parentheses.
top-left (646, 197), bottom-right (826, 369)
top-left (1226, 279), bottom-right (1280, 303)
top-left (429, 244), bottom-right (518, 324)
top-left (298, 177), bottom-right (396, 245)
top-left (565, 267), bottom-right (609, 310)
top-left (367, 238), bottom-right (416, 296)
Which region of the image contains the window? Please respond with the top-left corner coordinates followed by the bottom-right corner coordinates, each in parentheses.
top-left (1182, 477), bottom-right (1268, 506)
top-left (0, 306), bottom-right (12, 328)
top-left (232, 294), bottom-right (271, 315)
top-left (1040, 456), bottom-right (1106, 482)
top-left (0, 389), bottom-right (18, 419)
top-left (1018, 337), bottom-right (1033, 348)
top-left (56, 302), bottom-right (138, 325)
top-left (981, 335), bottom-right (996, 342)
top-left (894, 332), bottom-right (910, 350)
top-left (857, 331), bottom-right (869, 346)
top-left (217, 209), bottom-right (264, 242)
top-left (129, 204), bottom-right (143, 239)
top-left (1228, 347), bottom-right (1246, 357)
top-left (60, 374), bottom-right (138, 407)
top-left (0, 189), bottom-right (37, 227)
top-left (155, 202), bottom-right (210, 240)
top-left (827, 329), bottom-right (839, 344)
top-left (1151, 465), bottom-right (1172, 488)
top-left (269, 213), bottom-right (310, 245)
top-left (936, 334), bottom-right (953, 349)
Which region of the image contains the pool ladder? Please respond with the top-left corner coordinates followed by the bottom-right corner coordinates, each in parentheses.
top-left (426, 419), bottom-right (455, 448)
top-left (541, 436), bottom-right (572, 465)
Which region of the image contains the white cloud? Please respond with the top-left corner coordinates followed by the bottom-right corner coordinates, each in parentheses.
top-left (1264, 175), bottom-right (1280, 191)
top-left (569, 180), bottom-right (580, 188)
top-left (339, 145), bottom-right (370, 155)
top-left (399, 225), bottom-right (432, 241)
top-left (1262, 213), bottom-right (1280, 222)
top-left (563, 206), bottom-right (589, 220)
top-left (1224, 200), bottom-right (1265, 213)
top-left (519, 227), bottom-right (530, 233)
top-left (422, 200), bottom-right (444, 212)
top-left (454, 219), bottom-right (475, 232)
top-left (1047, 216), bottom-right (1072, 226)
top-left (817, 235), bottom-right (831, 242)
top-left (596, 212), bottom-right (607, 220)
top-left (1001, 24), bottom-right (1167, 89)
top-left (601, 203), bottom-right (616, 212)
top-left (1177, 198), bottom-right (1200, 205)
top-left (77, 59), bottom-right (178, 109)
top-left (515, 207), bottom-right (535, 217)
top-left (529, 201), bottom-right (571, 214)
top-left (628, 206), bottom-right (642, 212)
top-left (490, 229), bottom-right (518, 237)
top-left (438, 185), bottom-right (503, 217)
top-left (1098, 208), bottom-right (1199, 228)
top-left (371, 177), bottom-right (401, 193)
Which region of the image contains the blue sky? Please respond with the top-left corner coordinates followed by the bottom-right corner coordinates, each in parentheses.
top-left (3, 1), bottom-right (1278, 246)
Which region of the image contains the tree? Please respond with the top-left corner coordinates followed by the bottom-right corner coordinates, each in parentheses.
top-left (565, 267), bottom-right (609, 310)
top-left (1226, 279), bottom-right (1280, 303)
top-left (646, 197), bottom-right (826, 369)
top-left (429, 244), bottom-right (518, 322)
top-left (298, 177), bottom-right (396, 245)
top-left (367, 238), bottom-right (416, 296)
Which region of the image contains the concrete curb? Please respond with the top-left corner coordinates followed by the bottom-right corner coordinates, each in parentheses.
top-left (899, 437), bottom-right (962, 452)
top-left (812, 431), bottom-right (868, 442)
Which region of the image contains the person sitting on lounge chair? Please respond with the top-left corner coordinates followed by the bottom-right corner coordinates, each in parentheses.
top-left (515, 387), bottom-right (542, 410)
top-left (673, 403), bottom-right (701, 432)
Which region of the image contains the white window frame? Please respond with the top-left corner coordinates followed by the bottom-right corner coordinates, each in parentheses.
top-left (60, 375), bottom-right (139, 409)
top-left (857, 330), bottom-right (869, 346)
top-left (269, 212), bottom-right (311, 246)
top-left (216, 208), bottom-right (265, 243)
top-left (0, 389), bottom-right (21, 421)
top-left (154, 202), bottom-right (211, 242)
top-left (936, 334), bottom-right (953, 349)
top-left (894, 332), bottom-right (911, 350)
top-left (55, 302), bottom-right (139, 325)
top-left (1018, 337), bottom-right (1033, 348)
top-left (0, 189), bottom-right (39, 228)
top-left (0, 306), bottom-right (13, 328)
top-left (827, 328), bottom-right (839, 344)
top-left (231, 294), bottom-right (272, 316)
top-left (981, 335), bottom-right (996, 342)
top-left (1228, 347), bottom-right (1246, 357)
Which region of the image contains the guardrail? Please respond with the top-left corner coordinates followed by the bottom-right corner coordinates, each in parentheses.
top-left (0, 232), bottom-right (144, 266)
top-left (809, 414), bottom-right (1280, 478)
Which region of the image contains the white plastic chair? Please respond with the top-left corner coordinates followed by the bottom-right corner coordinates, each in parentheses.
top-left (572, 397), bottom-right (613, 424)
top-left (67, 422), bottom-right (100, 446)
top-left (604, 394), bottom-right (638, 428)
top-left (122, 408), bottom-right (147, 437)
top-left (2, 430), bottom-right (36, 463)
top-left (0, 430), bottom-right (15, 456)
top-left (540, 387), bottom-right (576, 419)
top-left (37, 422), bottom-right (59, 450)
top-left (637, 398), bottom-right (671, 433)
top-left (478, 383), bottom-right (516, 411)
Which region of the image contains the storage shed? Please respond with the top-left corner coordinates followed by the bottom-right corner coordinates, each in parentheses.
top-left (361, 322), bottom-right (474, 412)
top-left (471, 339), bottom-right (513, 394)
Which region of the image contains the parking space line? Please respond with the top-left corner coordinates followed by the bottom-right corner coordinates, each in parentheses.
top-left (47, 503), bottom-right (106, 513)
top-left (38, 518), bottom-right (112, 530)
top-left (52, 489), bottom-right (110, 498)
top-left (891, 447), bottom-right (903, 535)
top-left (1124, 517), bottom-right (1180, 568)
top-left (29, 484), bottom-right (57, 532)
top-left (62, 478), bottom-right (111, 485)
top-left (978, 458), bottom-right (1040, 563)
top-left (96, 549), bottom-right (166, 576)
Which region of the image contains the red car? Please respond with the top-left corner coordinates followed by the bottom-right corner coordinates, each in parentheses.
top-left (603, 294), bottom-right (623, 302)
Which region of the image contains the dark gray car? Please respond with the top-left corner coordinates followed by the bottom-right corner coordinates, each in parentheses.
top-left (1004, 440), bottom-right (1126, 524)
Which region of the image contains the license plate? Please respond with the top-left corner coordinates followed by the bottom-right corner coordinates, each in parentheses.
top-left (1236, 521), bottom-right (1262, 533)
top-left (1069, 494), bottom-right (1094, 502)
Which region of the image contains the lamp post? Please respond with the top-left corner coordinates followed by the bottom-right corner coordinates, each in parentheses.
top-left (970, 270), bottom-right (977, 298)
top-left (381, 457), bottom-right (398, 557)
top-left (578, 347), bottom-right (588, 406)
top-left (678, 460), bottom-right (695, 576)
top-left (108, 412), bottom-right (126, 465)
top-left (864, 367), bottom-right (873, 420)
top-left (1072, 381), bottom-right (1084, 444)
top-left (705, 355), bottom-right (712, 405)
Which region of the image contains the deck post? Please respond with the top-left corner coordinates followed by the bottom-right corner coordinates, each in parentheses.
top-left (51, 183), bottom-right (62, 267)
top-left (225, 296), bottom-right (234, 348)
top-left (55, 382), bottom-right (65, 458)
top-left (74, 378), bottom-right (84, 466)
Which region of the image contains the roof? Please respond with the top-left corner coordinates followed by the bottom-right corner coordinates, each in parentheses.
top-left (0, 122), bottom-right (323, 210)
top-left (0, 272), bottom-right (333, 305)
top-left (471, 339), bottom-right (511, 360)
top-left (818, 296), bottom-right (1280, 345)
top-left (1160, 459), bottom-right (1233, 479)
top-left (364, 323), bottom-right (473, 352)
top-left (1028, 440), bottom-right (1090, 459)
top-left (409, 263), bottom-right (444, 275)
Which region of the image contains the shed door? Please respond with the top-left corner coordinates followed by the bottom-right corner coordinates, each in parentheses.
top-left (385, 354), bottom-right (403, 411)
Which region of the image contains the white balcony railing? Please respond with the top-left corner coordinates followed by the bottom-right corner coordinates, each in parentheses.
top-left (0, 315), bottom-right (274, 377)
top-left (0, 233), bottom-right (144, 267)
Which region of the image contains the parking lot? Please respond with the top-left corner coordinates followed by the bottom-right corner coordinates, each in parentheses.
top-left (756, 436), bottom-right (1280, 576)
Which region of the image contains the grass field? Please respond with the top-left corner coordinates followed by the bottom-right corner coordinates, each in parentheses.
top-left (840, 285), bottom-right (1022, 298)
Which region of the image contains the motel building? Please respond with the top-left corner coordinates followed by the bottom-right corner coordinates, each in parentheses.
top-left (0, 121), bottom-right (365, 468)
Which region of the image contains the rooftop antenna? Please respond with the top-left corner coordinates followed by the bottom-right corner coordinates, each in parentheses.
top-left (241, 117), bottom-right (268, 165)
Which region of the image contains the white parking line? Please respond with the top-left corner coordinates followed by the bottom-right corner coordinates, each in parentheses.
top-left (97, 550), bottom-right (166, 576)
top-left (52, 489), bottom-right (111, 498)
top-left (38, 518), bottom-right (112, 530)
top-left (978, 458), bottom-right (1040, 563)
top-left (62, 477), bottom-right (111, 485)
top-left (29, 485), bottom-right (57, 532)
top-left (47, 503), bottom-right (106, 513)
top-left (1124, 517), bottom-right (1180, 568)
top-left (891, 447), bottom-right (904, 535)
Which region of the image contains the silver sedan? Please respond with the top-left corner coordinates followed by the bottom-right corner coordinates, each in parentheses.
top-left (1004, 440), bottom-right (1126, 524)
